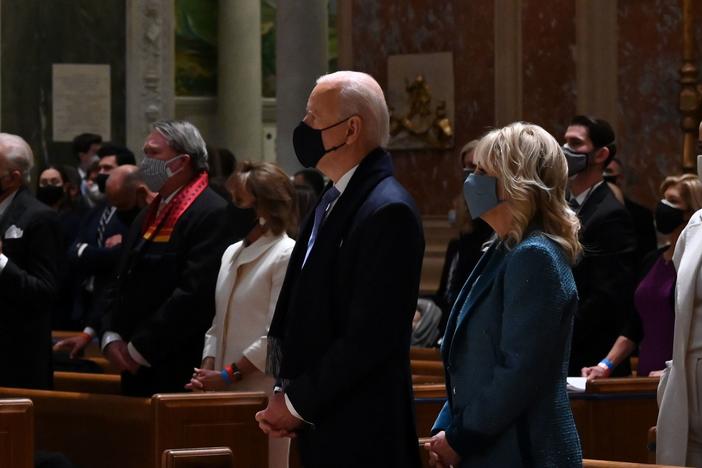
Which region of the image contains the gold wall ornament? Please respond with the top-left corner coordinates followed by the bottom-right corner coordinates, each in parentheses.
top-left (389, 75), bottom-right (454, 149)
top-left (387, 52), bottom-right (455, 150)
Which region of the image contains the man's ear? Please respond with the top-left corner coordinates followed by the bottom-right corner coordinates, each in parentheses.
top-left (592, 147), bottom-right (610, 166)
top-left (167, 154), bottom-right (191, 172)
top-left (346, 116), bottom-right (363, 145)
top-left (136, 185), bottom-right (155, 207)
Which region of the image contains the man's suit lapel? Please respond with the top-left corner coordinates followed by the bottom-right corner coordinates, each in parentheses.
top-left (300, 149), bottom-right (393, 273)
top-left (0, 189), bottom-right (28, 237)
top-left (577, 182), bottom-right (609, 231)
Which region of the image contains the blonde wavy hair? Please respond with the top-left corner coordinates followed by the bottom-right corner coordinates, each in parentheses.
top-left (473, 122), bottom-right (582, 265)
top-left (660, 173), bottom-right (702, 212)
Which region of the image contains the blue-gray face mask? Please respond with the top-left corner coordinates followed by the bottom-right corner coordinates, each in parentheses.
top-left (562, 145), bottom-right (590, 176)
top-left (463, 173), bottom-right (502, 219)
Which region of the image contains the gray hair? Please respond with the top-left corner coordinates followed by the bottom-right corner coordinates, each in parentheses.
top-left (0, 133), bottom-right (34, 184)
top-left (316, 71), bottom-right (390, 148)
top-left (152, 120), bottom-right (208, 172)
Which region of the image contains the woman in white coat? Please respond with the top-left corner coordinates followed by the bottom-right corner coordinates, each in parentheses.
top-left (186, 161), bottom-right (296, 468)
top-left (657, 155), bottom-right (702, 467)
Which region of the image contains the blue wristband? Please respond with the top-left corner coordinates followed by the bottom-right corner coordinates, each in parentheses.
top-left (220, 368), bottom-right (233, 384)
top-left (599, 358), bottom-right (615, 370)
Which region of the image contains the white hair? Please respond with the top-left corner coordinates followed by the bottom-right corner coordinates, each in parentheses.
top-left (0, 133), bottom-right (34, 184)
top-left (316, 71), bottom-right (390, 147)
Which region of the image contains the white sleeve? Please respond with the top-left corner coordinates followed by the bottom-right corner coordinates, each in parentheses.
top-left (242, 243), bottom-right (293, 372)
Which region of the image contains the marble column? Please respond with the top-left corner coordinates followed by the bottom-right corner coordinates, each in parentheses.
top-left (275, 0), bottom-right (328, 174)
top-left (218, 0), bottom-right (262, 161)
top-left (126, 0), bottom-right (175, 156)
top-left (575, 0), bottom-right (618, 125)
top-left (494, 0), bottom-right (523, 126)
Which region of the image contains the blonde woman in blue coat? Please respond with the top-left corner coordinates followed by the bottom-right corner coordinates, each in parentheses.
top-left (426, 122), bottom-right (583, 468)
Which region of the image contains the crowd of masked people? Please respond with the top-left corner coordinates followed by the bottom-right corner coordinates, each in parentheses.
top-left (422, 115), bottom-right (702, 467)
top-left (3, 70), bottom-right (702, 468)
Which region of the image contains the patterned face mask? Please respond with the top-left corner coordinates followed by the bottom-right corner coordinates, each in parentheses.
top-left (139, 154), bottom-right (188, 192)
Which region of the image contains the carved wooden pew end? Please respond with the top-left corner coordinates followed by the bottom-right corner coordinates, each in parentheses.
top-left (161, 447), bottom-right (233, 468)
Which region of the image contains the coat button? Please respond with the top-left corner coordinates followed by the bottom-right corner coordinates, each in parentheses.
top-left (453, 387), bottom-right (457, 395)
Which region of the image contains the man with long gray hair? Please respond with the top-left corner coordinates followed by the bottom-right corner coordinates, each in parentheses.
top-left (100, 120), bottom-right (249, 396)
top-left (0, 133), bottom-right (60, 389)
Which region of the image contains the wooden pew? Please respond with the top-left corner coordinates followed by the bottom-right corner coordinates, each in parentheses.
top-left (161, 447), bottom-right (233, 468)
top-left (0, 398), bottom-right (33, 468)
top-left (413, 378), bottom-right (659, 464)
top-left (572, 378), bottom-right (659, 463)
top-left (0, 387), bottom-right (267, 468)
top-left (53, 371), bottom-right (121, 394)
top-left (414, 384), bottom-right (448, 440)
top-left (583, 460), bottom-right (691, 468)
top-left (410, 347), bottom-right (441, 361)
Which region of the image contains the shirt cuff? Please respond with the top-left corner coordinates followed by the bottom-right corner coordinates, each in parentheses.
top-left (284, 393), bottom-right (310, 424)
top-left (101, 331), bottom-right (123, 351)
top-left (77, 243), bottom-right (88, 257)
top-left (127, 342), bottom-right (151, 367)
top-left (0, 253), bottom-right (7, 273)
top-left (83, 327), bottom-right (96, 338)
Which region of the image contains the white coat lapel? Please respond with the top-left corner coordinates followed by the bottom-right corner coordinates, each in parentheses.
top-left (672, 215), bottom-right (702, 368)
top-left (657, 211), bottom-right (702, 465)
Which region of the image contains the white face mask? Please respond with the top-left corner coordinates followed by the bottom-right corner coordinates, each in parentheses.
top-left (86, 181), bottom-right (104, 203)
top-left (139, 154), bottom-right (188, 192)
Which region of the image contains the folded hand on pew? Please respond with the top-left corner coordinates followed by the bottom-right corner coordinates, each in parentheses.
top-left (424, 430), bottom-right (460, 468)
top-left (581, 365), bottom-right (610, 381)
top-left (103, 340), bottom-right (139, 374)
top-left (53, 333), bottom-right (92, 359)
top-left (185, 368), bottom-right (226, 392)
top-left (255, 392), bottom-right (302, 438)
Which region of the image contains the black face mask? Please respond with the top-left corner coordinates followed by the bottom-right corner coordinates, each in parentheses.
top-left (292, 116), bottom-right (352, 168)
top-left (115, 206), bottom-right (141, 227)
top-left (37, 185), bottom-right (65, 206)
top-left (96, 173), bottom-right (109, 193)
top-left (655, 199), bottom-right (686, 234)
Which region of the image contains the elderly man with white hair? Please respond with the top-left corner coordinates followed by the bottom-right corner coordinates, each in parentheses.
top-left (256, 71), bottom-right (425, 467)
top-left (0, 133), bottom-right (60, 389)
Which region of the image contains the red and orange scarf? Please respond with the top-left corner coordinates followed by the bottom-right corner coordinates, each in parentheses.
top-left (141, 172), bottom-right (208, 243)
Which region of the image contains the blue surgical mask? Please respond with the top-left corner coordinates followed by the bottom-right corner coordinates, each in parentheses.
top-left (463, 173), bottom-right (502, 219)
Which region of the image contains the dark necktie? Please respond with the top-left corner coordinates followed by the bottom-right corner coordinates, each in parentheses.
top-left (303, 186), bottom-right (340, 267)
top-left (568, 198), bottom-right (580, 211)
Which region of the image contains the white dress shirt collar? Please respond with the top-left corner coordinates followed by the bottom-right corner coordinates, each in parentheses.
top-left (574, 180), bottom-right (604, 207)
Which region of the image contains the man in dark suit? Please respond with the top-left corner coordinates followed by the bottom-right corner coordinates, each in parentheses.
top-left (563, 116), bottom-right (637, 377)
top-left (67, 144), bottom-right (136, 331)
top-left (53, 164), bottom-right (156, 358)
top-left (256, 72), bottom-right (425, 468)
top-left (0, 133), bottom-right (61, 389)
top-left (100, 120), bottom-right (248, 396)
